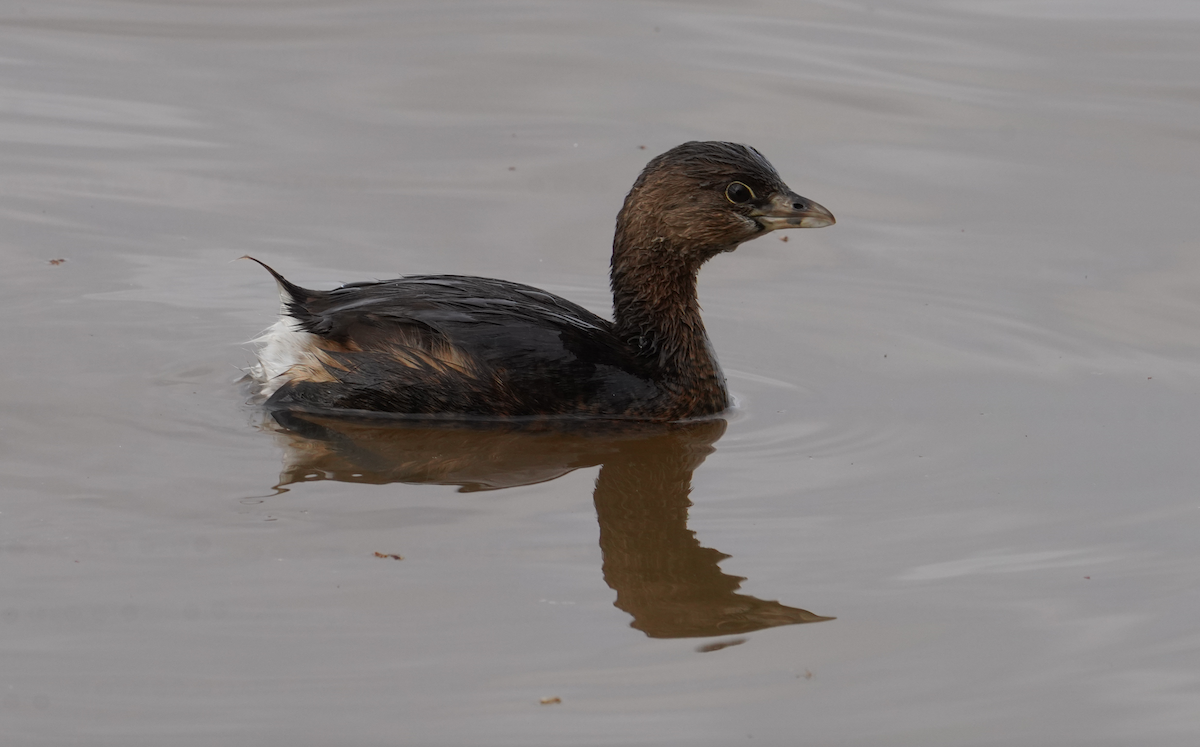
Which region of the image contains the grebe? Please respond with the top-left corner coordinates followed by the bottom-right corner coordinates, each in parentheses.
top-left (249, 141), bottom-right (834, 421)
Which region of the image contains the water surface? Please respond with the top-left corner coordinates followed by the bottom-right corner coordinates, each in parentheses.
top-left (3, 1), bottom-right (1200, 745)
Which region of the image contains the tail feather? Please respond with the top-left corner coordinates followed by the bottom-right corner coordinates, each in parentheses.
top-left (241, 255), bottom-right (314, 305)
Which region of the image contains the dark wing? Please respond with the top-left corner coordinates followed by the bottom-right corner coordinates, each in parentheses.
top-left (265, 271), bottom-right (662, 417)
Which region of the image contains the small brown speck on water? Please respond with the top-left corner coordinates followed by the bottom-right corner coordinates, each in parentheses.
top-left (695, 637), bottom-right (746, 653)
top-left (779, 235), bottom-right (788, 242)
top-left (508, 166), bottom-right (516, 171)
top-left (374, 552), bottom-right (404, 560)
top-left (638, 145), bottom-right (646, 149)
top-left (539, 696), bottom-right (561, 705)
top-left (49, 258), bottom-right (66, 265)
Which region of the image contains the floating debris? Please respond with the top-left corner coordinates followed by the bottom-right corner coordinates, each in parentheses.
top-left (373, 552), bottom-right (404, 560)
top-left (539, 696), bottom-right (561, 705)
top-left (695, 637), bottom-right (747, 653)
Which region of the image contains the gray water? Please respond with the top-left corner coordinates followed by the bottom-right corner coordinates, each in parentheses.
top-left (4, 1), bottom-right (1200, 744)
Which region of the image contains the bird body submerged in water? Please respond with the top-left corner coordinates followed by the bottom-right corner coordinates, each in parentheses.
top-left (249, 142), bottom-right (834, 421)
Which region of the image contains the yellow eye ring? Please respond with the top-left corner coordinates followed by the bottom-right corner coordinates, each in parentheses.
top-left (725, 181), bottom-right (755, 204)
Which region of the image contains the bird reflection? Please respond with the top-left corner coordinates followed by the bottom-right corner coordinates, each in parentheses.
top-left (266, 411), bottom-right (833, 638)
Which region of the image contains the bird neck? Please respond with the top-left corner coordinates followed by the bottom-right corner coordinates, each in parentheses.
top-left (610, 240), bottom-right (728, 416)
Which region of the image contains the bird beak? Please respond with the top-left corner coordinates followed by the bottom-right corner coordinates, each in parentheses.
top-left (753, 191), bottom-right (836, 230)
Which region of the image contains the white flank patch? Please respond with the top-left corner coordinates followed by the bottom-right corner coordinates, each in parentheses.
top-left (248, 315), bottom-right (322, 397)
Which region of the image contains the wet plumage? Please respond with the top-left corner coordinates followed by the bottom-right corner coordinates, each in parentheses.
top-left (249, 141), bottom-right (834, 421)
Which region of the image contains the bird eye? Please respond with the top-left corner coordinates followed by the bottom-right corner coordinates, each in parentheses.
top-left (725, 181), bottom-right (755, 204)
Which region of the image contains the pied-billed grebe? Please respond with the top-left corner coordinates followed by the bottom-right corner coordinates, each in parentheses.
top-left (249, 141), bottom-right (834, 421)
